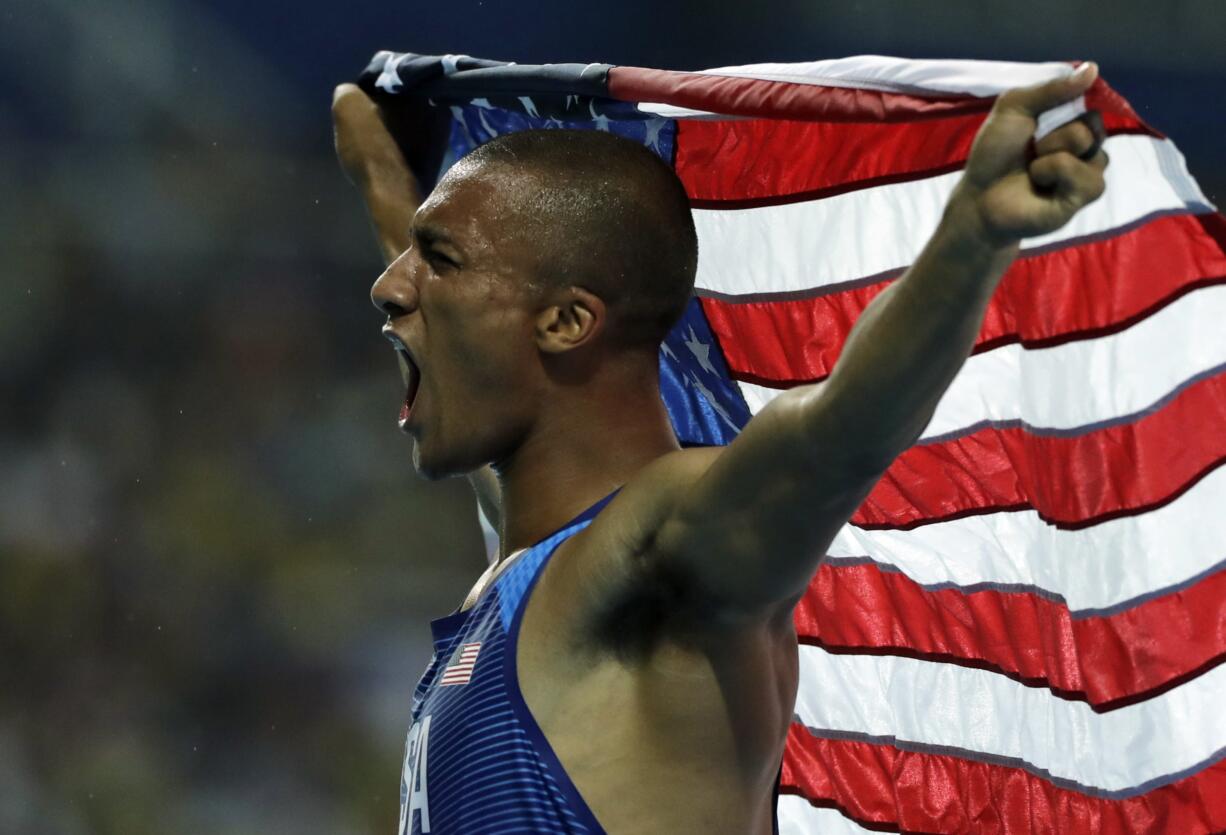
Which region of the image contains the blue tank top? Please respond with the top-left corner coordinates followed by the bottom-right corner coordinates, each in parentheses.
top-left (397, 493), bottom-right (616, 835)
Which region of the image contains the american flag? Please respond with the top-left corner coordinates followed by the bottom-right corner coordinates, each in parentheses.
top-left (362, 52), bottom-right (1226, 833)
top-left (439, 641), bottom-right (482, 687)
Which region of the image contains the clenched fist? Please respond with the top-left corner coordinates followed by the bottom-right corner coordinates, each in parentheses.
top-left (956, 62), bottom-right (1109, 247)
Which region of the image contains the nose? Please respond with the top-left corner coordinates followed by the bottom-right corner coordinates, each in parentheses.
top-left (370, 247), bottom-right (420, 317)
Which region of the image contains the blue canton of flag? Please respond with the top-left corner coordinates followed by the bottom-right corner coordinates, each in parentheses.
top-left (659, 300), bottom-right (751, 446)
top-left (443, 99), bottom-right (674, 172)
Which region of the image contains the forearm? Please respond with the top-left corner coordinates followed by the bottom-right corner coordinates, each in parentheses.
top-left (363, 179), bottom-right (420, 267)
top-left (812, 195), bottom-right (1019, 472)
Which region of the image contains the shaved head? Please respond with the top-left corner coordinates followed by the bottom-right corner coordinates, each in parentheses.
top-left (452, 129), bottom-right (698, 349)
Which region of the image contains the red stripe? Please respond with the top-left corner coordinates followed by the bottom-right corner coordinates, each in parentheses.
top-left (851, 367), bottom-right (1226, 530)
top-left (702, 213), bottom-right (1226, 387)
top-left (674, 84), bottom-right (1151, 208)
top-left (609, 65), bottom-right (992, 123)
top-left (795, 562), bottom-right (1226, 709)
top-left (610, 67), bottom-right (1143, 129)
top-left (1085, 80), bottom-right (1158, 139)
top-left (780, 724), bottom-right (1226, 834)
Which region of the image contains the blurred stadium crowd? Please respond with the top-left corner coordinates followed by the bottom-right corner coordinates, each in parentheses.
top-left (2, 0), bottom-right (1222, 833)
top-left (1, 3), bottom-right (487, 832)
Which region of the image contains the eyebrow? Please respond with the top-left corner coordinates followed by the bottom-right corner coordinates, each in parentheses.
top-left (412, 222), bottom-right (458, 249)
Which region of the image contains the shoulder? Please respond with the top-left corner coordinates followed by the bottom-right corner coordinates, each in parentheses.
top-left (583, 444), bottom-right (726, 575)
top-left (526, 445), bottom-right (730, 657)
top-left (605, 445), bottom-right (725, 527)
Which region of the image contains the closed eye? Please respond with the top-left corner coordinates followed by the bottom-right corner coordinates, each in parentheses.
top-left (410, 223), bottom-right (462, 270)
top-left (426, 249), bottom-right (458, 269)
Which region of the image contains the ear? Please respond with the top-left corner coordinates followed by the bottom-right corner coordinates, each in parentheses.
top-left (534, 287), bottom-right (606, 354)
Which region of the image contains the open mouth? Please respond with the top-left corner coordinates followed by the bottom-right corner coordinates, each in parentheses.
top-left (395, 347), bottom-right (421, 430)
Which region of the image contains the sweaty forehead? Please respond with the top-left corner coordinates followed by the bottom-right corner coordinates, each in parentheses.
top-left (436, 155), bottom-right (531, 204)
top-left (423, 159), bottom-right (524, 222)
top-left (420, 160), bottom-right (559, 249)
top-left (415, 161), bottom-right (570, 286)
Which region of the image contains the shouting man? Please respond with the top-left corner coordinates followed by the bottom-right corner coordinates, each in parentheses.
top-left (333, 60), bottom-right (1108, 834)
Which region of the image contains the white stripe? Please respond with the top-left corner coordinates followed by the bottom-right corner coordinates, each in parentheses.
top-left (737, 282), bottom-right (1226, 441)
top-left (823, 460), bottom-right (1226, 613)
top-left (635, 56), bottom-right (1078, 119)
top-left (700, 56), bottom-right (1077, 97)
top-left (795, 646), bottom-right (1226, 794)
top-left (691, 135), bottom-right (1212, 298)
top-left (776, 796), bottom-right (874, 835)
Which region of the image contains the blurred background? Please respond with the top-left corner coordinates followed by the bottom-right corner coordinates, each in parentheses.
top-left (2, 1), bottom-right (1223, 832)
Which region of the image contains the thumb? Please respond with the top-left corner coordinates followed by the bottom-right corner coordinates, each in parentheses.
top-left (996, 62), bottom-right (1098, 119)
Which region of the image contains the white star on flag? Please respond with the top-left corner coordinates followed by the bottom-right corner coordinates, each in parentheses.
top-left (683, 326), bottom-right (719, 376)
top-left (374, 51), bottom-right (404, 93)
top-left (643, 118), bottom-right (667, 153)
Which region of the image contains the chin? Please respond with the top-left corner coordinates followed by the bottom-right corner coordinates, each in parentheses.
top-left (410, 441), bottom-right (445, 481)
top-left (411, 439), bottom-right (479, 481)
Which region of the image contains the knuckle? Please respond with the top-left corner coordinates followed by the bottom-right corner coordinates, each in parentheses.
top-left (1069, 121), bottom-right (1096, 150)
top-left (992, 88), bottom-right (1023, 113)
top-left (1038, 121), bottom-right (1093, 155)
top-left (1048, 150), bottom-right (1080, 175)
top-left (1073, 168), bottom-right (1105, 203)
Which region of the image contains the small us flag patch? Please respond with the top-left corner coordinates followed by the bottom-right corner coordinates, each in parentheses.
top-left (439, 642), bottom-right (481, 686)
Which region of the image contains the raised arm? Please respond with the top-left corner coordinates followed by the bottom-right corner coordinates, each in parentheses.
top-left (332, 85), bottom-right (504, 528)
top-left (647, 64), bottom-right (1108, 622)
top-left (332, 83), bottom-right (427, 264)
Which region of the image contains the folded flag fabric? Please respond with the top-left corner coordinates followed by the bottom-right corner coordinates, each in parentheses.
top-left (360, 51), bottom-right (1226, 834)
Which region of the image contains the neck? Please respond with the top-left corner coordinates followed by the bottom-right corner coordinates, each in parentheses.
top-left (492, 366), bottom-right (679, 557)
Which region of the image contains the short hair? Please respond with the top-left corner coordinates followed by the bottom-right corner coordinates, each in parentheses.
top-left (460, 129), bottom-right (698, 349)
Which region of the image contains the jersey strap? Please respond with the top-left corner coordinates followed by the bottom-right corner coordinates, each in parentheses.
top-left (496, 490), bottom-right (619, 832)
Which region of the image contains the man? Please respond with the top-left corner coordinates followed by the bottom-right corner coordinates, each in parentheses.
top-left (333, 61), bottom-right (1107, 834)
